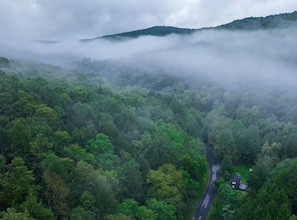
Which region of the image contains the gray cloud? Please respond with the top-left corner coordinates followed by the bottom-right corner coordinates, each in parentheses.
top-left (1, 1), bottom-right (296, 91)
top-left (0, 0), bottom-right (295, 42)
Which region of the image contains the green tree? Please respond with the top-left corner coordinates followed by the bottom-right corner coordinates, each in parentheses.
top-left (80, 191), bottom-right (95, 210)
top-left (34, 104), bottom-right (58, 128)
top-left (146, 198), bottom-right (176, 220)
top-left (236, 105), bottom-right (260, 127)
top-left (0, 208), bottom-right (34, 220)
top-left (41, 153), bottom-right (74, 182)
top-left (63, 143), bottom-right (95, 164)
top-left (43, 170), bottom-right (70, 219)
top-left (70, 206), bottom-right (96, 220)
top-left (71, 161), bottom-right (117, 218)
top-left (237, 185), bottom-right (291, 220)
top-left (105, 213), bottom-right (131, 220)
top-left (86, 133), bottom-right (118, 169)
top-left (0, 157), bottom-right (35, 208)
top-left (214, 129), bottom-right (237, 163)
top-left (221, 155), bottom-right (233, 181)
top-left (13, 90), bottom-right (37, 117)
top-left (243, 125), bottom-right (261, 163)
top-left (118, 159), bottom-right (143, 201)
top-left (20, 194), bottom-right (55, 220)
top-left (8, 118), bottom-right (32, 158)
top-left (147, 163), bottom-right (185, 207)
top-left (217, 183), bottom-right (241, 210)
top-left (136, 206), bottom-right (156, 220)
top-left (117, 199), bottom-right (139, 217)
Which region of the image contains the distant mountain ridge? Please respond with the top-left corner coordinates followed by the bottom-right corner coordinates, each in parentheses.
top-left (103, 26), bottom-right (197, 38)
top-left (81, 11), bottom-right (296, 42)
top-left (80, 26), bottom-right (197, 42)
top-left (217, 11), bottom-right (297, 30)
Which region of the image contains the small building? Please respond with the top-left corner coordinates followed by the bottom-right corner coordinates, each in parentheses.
top-left (229, 173), bottom-right (248, 191)
top-left (230, 173), bottom-right (241, 190)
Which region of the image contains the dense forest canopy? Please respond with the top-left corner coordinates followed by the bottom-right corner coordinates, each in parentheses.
top-left (1, 11), bottom-right (297, 220)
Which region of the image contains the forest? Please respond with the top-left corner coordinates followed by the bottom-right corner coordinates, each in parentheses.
top-left (1, 11), bottom-right (297, 219)
top-left (0, 57), bottom-right (209, 219)
top-left (1, 47), bottom-right (297, 220)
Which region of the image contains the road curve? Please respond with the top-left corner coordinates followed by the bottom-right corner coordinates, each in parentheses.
top-left (193, 146), bottom-right (221, 220)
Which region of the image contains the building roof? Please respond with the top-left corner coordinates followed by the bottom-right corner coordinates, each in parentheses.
top-left (230, 173), bottom-right (241, 184)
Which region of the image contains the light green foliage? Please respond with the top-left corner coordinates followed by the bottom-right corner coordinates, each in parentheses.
top-left (117, 199), bottom-right (139, 217)
top-left (80, 191), bottom-right (95, 210)
top-left (20, 194), bottom-right (55, 220)
top-left (146, 198), bottom-right (176, 220)
top-left (181, 153), bottom-right (206, 183)
top-left (105, 213), bottom-right (131, 220)
top-left (0, 157), bottom-right (35, 207)
top-left (73, 85), bottom-right (89, 102)
top-left (34, 104), bottom-right (58, 127)
top-left (147, 163), bottom-right (185, 207)
top-left (136, 206), bottom-right (156, 220)
top-left (0, 208), bottom-right (34, 220)
top-left (63, 144), bottom-right (95, 164)
top-left (87, 133), bottom-right (114, 155)
top-left (86, 133), bottom-right (119, 170)
top-left (14, 90), bottom-right (37, 117)
top-left (158, 122), bottom-right (184, 150)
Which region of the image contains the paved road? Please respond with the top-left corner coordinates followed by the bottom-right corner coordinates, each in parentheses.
top-left (193, 147), bottom-right (221, 220)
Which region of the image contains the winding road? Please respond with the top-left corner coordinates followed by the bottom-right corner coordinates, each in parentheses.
top-left (193, 146), bottom-right (221, 220)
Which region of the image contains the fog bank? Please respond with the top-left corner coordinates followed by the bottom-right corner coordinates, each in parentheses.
top-left (1, 27), bottom-right (297, 88)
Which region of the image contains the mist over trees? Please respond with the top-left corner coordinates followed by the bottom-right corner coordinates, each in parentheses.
top-left (1, 11), bottom-right (297, 219)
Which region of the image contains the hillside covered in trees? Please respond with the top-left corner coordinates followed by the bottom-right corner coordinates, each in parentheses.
top-left (1, 11), bottom-right (297, 220)
top-left (0, 58), bottom-right (209, 219)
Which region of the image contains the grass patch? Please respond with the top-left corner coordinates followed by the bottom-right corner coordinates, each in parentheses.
top-left (233, 164), bottom-right (251, 183)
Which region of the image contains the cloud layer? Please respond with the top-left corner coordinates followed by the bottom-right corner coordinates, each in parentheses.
top-left (3, 26), bottom-right (294, 90)
top-left (0, 0), bottom-right (295, 41)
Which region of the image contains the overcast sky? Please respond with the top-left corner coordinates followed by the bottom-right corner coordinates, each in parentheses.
top-left (0, 0), bottom-right (296, 41)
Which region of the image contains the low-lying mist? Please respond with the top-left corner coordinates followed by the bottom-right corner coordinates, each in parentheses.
top-left (1, 26), bottom-right (297, 89)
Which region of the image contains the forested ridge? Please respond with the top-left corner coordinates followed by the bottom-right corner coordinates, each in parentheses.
top-left (82, 11), bottom-right (297, 42)
top-left (0, 57), bottom-right (208, 219)
top-left (1, 52), bottom-right (297, 220)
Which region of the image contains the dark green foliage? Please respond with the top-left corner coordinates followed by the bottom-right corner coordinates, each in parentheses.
top-left (218, 11), bottom-right (297, 30)
top-left (1, 54), bottom-right (297, 220)
top-left (92, 26), bottom-right (197, 41)
top-left (221, 155), bottom-right (233, 181)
